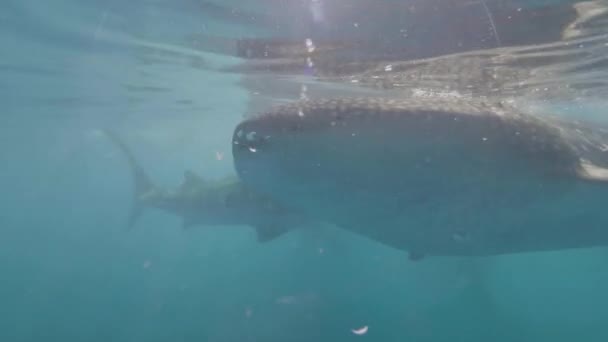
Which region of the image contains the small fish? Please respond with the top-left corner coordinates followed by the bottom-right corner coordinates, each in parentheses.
top-left (104, 130), bottom-right (319, 243)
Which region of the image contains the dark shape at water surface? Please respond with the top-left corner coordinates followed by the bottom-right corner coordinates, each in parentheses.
top-left (104, 130), bottom-right (314, 242)
top-left (220, 1), bottom-right (583, 67)
top-left (199, 1), bottom-right (587, 62)
top-left (221, 0), bottom-right (608, 102)
top-left (232, 97), bottom-right (608, 258)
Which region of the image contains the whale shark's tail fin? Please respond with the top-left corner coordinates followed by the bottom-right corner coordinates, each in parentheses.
top-left (103, 129), bottom-right (156, 229)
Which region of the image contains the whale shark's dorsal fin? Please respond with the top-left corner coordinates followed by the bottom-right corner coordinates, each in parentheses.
top-left (254, 224), bottom-right (288, 243)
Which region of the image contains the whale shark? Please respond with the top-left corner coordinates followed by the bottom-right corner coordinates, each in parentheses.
top-left (104, 130), bottom-right (314, 242)
top-left (231, 97), bottom-right (608, 259)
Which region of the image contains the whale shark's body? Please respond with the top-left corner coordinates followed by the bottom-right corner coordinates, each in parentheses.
top-left (232, 97), bottom-right (608, 258)
top-left (105, 131), bottom-right (313, 242)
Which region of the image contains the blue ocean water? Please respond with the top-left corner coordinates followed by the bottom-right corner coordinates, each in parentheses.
top-left (3, 1), bottom-right (608, 341)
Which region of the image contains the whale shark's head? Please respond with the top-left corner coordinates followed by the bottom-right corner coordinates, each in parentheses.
top-left (231, 97), bottom-right (608, 256)
top-left (232, 98), bottom-right (416, 203)
top-left (232, 98), bottom-right (584, 227)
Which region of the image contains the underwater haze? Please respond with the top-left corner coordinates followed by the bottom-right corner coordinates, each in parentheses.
top-left (3, 0), bottom-right (608, 341)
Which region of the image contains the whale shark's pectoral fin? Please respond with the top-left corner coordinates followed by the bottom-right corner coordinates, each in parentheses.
top-left (577, 159), bottom-right (608, 182)
top-left (254, 224), bottom-right (289, 243)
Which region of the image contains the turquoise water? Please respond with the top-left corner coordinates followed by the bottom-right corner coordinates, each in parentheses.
top-left (3, 1), bottom-right (608, 341)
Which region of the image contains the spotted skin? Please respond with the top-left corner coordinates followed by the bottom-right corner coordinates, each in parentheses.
top-left (232, 97), bottom-right (608, 257)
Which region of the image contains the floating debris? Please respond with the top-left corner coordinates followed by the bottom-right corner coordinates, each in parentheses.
top-left (352, 326), bottom-right (369, 335)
